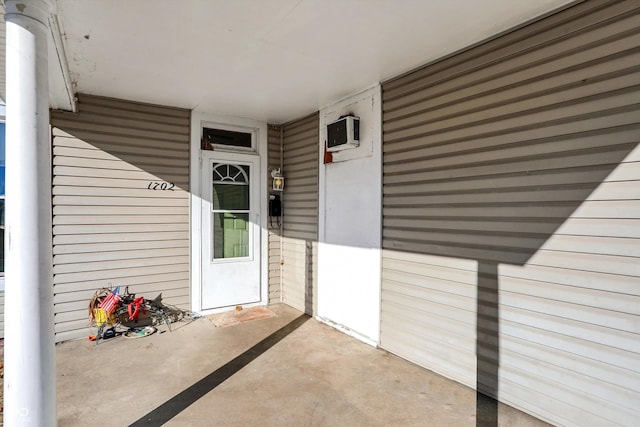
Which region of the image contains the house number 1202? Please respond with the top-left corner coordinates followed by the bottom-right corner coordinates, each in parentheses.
top-left (147, 181), bottom-right (175, 191)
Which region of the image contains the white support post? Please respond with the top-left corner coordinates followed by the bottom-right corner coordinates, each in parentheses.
top-left (4, 1), bottom-right (56, 426)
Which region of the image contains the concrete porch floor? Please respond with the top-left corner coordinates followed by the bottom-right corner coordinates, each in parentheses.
top-left (57, 304), bottom-right (549, 426)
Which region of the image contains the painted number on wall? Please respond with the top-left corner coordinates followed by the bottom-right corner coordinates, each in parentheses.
top-left (147, 182), bottom-right (175, 191)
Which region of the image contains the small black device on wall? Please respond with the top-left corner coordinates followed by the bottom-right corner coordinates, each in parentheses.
top-left (269, 194), bottom-right (281, 228)
top-left (327, 115), bottom-right (359, 152)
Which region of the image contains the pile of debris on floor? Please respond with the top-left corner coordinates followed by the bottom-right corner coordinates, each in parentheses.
top-left (88, 284), bottom-right (196, 344)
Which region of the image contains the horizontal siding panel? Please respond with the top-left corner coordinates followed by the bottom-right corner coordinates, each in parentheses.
top-left (500, 303), bottom-right (639, 358)
top-left (53, 255), bottom-right (189, 275)
top-left (280, 230), bottom-right (315, 241)
top-left (384, 139), bottom-right (637, 182)
top-left (53, 145), bottom-right (189, 165)
top-left (500, 275), bottom-right (640, 313)
top-left (53, 156), bottom-right (187, 177)
top-left (496, 362), bottom-right (635, 427)
top-left (383, 258), bottom-right (476, 285)
top-left (54, 205), bottom-right (190, 216)
top-left (572, 199), bottom-right (640, 217)
top-left (54, 271), bottom-right (189, 294)
top-left (54, 110), bottom-right (189, 135)
top-left (53, 165), bottom-right (188, 183)
top-left (605, 159), bottom-right (640, 180)
top-left (51, 95), bottom-right (190, 342)
top-left (384, 187), bottom-right (605, 207)
top-left (384, 200), bottom-right (640, 220)
top-left (385, 218), bottom-right (561, 235)
top-left (64, 103), bottom-right (190, 126)
top-left (53, 215), bottom-right (188, 225)
top-left (528, 249), bottom-right (640, 276)
top-left (386, 46), bottom-right (640, 124)
top-left (54, 246), bottom-right (188, 265)
top-left (50, 117), bottom-right (187, 142)
top-left (384, 89), bottom-right (640, 144)
top-left (385, 241), bottom-right (532, 265)
top-left (53, 135), bottom-right (188, 158)
top-left (53, 262), bottom-right (189, 287)
top-left (385, 165), bottom-right (631, 195)
top-left (53, 175), bottom-right (187, 190)
top-left (53, 196), bottom-right (188, 207)
top-left (385, 228), bottom-right (547, 252)
top-left (383, 279), bottom-right (474, 314)
top-left (501, 290), bottom-right (637, 333)
top-left (540, 234), bottom-right (640, 257)
top-left (383, 249), bottom-right (476, 269)
top-left (384, 116), bottom-right (640, 167)
top-left (53, 231), bottom-right (188, 245)
top-left (500, 333), bottom-right (640, 395)
top-left (53, 223), bottom-right (189, 235)
top-left (500, 263), bottom-right (639, 296)
top-left (53, 185), bottom-right (188, 199)
top-left (384, 204), bottom-right (580, 219)
top-left (54, 319), bottom-right (91, 334)
top-left (386, 58), bottom-right (640, 133)
top-left (499, 315), bottom-right (638, 375)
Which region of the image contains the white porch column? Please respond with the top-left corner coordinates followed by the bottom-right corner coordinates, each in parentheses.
top-left (4, 1), bottom-right (56, 426)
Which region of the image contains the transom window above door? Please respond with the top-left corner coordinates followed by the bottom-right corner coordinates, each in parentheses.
top-left (202, 126), bottom-right (253, 151)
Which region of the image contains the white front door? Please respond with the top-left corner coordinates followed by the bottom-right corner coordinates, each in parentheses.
top-left (201, 150), bottom-right (261, 309)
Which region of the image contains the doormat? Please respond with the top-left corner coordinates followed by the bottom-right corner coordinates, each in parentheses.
top-left (208, 306), bottom-right (277, 328)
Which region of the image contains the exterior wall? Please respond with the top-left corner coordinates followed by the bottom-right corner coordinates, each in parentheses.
top-left (51, 94), bottom-right (190, 342)
top-left (380, 1), bottom-right (640, 426)
top-left (317, 86), bottom-right (382, 345)
top-left (267, 125), bottom-right (282, 303)
top-left (281, 113), bottom-right (319, 314)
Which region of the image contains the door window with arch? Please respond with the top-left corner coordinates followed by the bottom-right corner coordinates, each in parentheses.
top-left (211, 162), bottom-right (251, 260)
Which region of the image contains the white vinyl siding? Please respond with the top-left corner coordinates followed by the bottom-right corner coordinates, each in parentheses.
top-left (267, 125), bottom-right (282, 303)
top-left (380, 1), bottom-right (640, 426)
top-left (51, 95), bottom-right (190, 343)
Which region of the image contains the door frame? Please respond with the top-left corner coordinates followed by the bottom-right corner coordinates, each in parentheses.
top-left (190, 112), bottom-right (268, 315)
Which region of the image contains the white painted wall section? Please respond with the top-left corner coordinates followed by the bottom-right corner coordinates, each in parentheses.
top-left (317, 86), bottom-right (382, 345)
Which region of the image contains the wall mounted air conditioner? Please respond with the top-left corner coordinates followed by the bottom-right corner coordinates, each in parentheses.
top-left (327, 115), bottom-right (359, 152)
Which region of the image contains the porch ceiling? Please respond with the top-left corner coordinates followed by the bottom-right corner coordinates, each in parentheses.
top-left (4, 0), bottom-right (574, 122)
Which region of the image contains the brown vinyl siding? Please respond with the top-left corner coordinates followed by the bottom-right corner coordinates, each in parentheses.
top-left (51, 94), bottom-right (190, 343)
top-left (380, 1), bottom-right (640, 426)
top-left (281, 113), bottom-right (319, 314)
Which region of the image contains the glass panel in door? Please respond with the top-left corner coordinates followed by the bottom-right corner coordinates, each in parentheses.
top-left (211, 163), bottom-right (250, 260)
